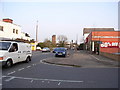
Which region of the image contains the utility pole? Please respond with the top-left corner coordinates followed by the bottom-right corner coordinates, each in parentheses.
top-left (76, 34), bottom-right (78, 51)
top-left (36, 20), bottom-right (38, 42)
top-left (76, 34), bottom-right (78, 45)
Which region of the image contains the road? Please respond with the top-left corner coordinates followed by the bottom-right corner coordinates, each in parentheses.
top-left (2, 50), bottom-right (119, 88)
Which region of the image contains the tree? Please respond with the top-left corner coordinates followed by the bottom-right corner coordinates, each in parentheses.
top-left (57, 35), bottom-right (68, 47)
top-left (37, 42), bottom-right (45, 49)
top-left (30, 39), bottom-right (35, 43)
top-left (44, 39), bottom-right (52, 48)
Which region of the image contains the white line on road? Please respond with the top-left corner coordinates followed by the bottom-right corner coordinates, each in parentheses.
top-left (7, 71), bottom-right (16, 75)
top-left (18, 68), bottom-right (24, 71)
top-left (58, 82), bottom-right (61, 85)
top-left (0, 84), bottom-right (2, 86)
top-left (30, 80), bottom-right (33, 83)
top-left (3, 75), bottom-right (84, 83)
top-left (42, 81), bottom-right (44, 83)
top-left (91, 55), bottom-right (100, 61)
top-left (32, 64), bottom-right (36, 66)
top-left (90, 55), bottom-right (115, 63)
top-left (27, 66), bottom-right (31, 68)
top-left (5, 77), bottom-right (15, 82)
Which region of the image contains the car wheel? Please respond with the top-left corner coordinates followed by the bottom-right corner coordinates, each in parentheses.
top-left (63, 55), bottom-right (66, 57)
top-left (25, 57), bottom-right (31, 63)
top-left (5, 60), bottom-right (12, 68)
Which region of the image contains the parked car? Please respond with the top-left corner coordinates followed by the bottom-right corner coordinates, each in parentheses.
top-left (0, 41), bottom-right (32, 68)
top-left (42, 47), bottom-right (50, 52)
top-left (55, 47), bottom-right (67, 57)
top-left (36, 47), bottom-right (42, 51)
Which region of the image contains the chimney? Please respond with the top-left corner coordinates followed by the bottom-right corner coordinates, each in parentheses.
top-left (3, 18), bottom-right (13, 23)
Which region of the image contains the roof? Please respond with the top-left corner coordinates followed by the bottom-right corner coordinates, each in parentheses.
top-left (83, 28), bottom-right (114, 35)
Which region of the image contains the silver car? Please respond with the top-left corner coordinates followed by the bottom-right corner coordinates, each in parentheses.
top-left (42, 47), bottom-right (50, 52)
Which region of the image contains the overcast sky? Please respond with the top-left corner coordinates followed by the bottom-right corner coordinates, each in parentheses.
top-left (0, 0), bottom-right (118, 43)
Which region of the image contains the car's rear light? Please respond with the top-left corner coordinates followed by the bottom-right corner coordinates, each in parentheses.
top-left (0, 57), bottom-right (3, 60)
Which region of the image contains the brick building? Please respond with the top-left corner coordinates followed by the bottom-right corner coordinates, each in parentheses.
top-left (85, 31), bottom-right (120, 61)
top-left (52, 35), bottom-right (56, 45)
top-left (83, 28), bottom-right (114, 43)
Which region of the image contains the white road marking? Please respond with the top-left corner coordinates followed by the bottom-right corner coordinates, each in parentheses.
top-left (32, 64), bottom-right (36, 66)
top-left (27, 66), bottom-right (31, 68)
top-left (58, 82), bottom-right (61, 85)
top-left (90, 55), bottom-right (115, 63)
top-left (0, 84), bottom-right (2, 86)
top-left (2, 76), bottom-right (7, 78)
top-left (7, 71), bottom-right (16, 75)
top-left (30, 80), bottom-right (33, 83)
top-left (42, 81), bottom-right (44, 83)
top-left (91, 55), bottom-right (100, 61)
top-left (5, 77), bottom-right (15, 82)
top-left (3, 75), bottom-right (84, 83)
top-left (18, 68), bottom-right (24, 71)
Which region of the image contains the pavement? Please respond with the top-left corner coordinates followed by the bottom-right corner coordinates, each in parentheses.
top-left (43, 50), bottom-right (119, 68)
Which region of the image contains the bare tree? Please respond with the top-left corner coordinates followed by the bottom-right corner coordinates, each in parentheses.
top-left (57, 35), bottom-right (68, 47)
top-left (44, 38), bottom-right (52, 48)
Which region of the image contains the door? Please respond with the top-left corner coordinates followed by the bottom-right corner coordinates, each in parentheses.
top-left (8, 43), bottom-right (19, 64)
top-left (18, 44), bottom-right (27, 62)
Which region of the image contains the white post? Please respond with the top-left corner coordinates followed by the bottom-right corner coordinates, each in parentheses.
top-left (92, 41), bottom-right (94, 51)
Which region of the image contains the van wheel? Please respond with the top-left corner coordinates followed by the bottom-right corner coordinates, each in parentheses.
top-left (5, 60), bottom-right (12, 68)
top-left (25, 57), bottom-right (31, 63)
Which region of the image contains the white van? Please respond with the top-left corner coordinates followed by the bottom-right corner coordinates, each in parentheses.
top-left (0, 41), bottom-right (32, 67)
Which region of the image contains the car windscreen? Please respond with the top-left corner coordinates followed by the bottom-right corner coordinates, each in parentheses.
top-left (0, 42), bottom-right (11, 50)
top-left (56, 48), bottom-right (66, 52)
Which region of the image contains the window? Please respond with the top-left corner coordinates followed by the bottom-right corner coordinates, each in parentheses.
top-left (0, 42), bottom-right (11, 50)
top-left (9, 43), bottom-right (18, 52)
top-left (13, 29), bottom-right (15, 33)
top-left (0, 26), bottom-right (3, 31)
top-left (16, 30), bottom-right (18, 34)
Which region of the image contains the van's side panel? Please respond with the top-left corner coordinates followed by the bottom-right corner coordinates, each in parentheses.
top-left (18, 43), bottom-right (32, 62)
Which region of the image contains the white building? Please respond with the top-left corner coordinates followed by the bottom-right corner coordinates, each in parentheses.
top-left (0, 18), bottom-right (30, 41)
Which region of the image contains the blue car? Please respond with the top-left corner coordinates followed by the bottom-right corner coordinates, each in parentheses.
top-left (55, 47), bottom-right (67, 57)
top-left (52, 48), bottom-right (59, 53)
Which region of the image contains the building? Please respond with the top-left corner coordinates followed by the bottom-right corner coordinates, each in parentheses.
top-left (52, 35), bottom-right (56, 45)
top-left (85, 31), bottom-right (120, 61)
top-left (0, 18), bottom-right (30, 41)
top-left (31, 42), bottom-right (38, 51)
top-left (83, 28), bottom-right (114, 43)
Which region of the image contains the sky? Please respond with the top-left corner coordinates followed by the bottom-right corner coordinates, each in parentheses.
top-left (0, 0), bottom-right (119, 43)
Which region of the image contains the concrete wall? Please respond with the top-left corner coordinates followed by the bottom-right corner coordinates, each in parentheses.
top-left (100, 52), bottom-right (120, 61)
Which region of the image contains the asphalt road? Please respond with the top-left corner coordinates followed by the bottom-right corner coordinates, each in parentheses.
top-left (1, 50), bottom-right (119, 88)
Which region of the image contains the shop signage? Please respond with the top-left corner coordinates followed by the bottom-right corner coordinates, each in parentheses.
top-left (100, 41), bottom-right (120, 48)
